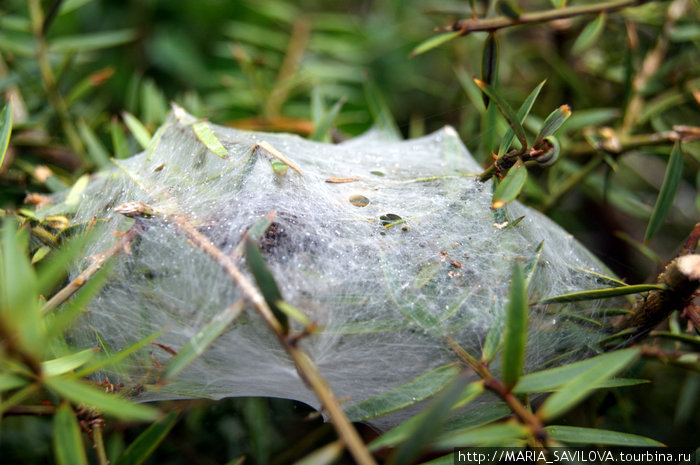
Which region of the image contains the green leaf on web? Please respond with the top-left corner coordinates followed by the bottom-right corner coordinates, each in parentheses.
top-left (501, 262), bottom-right (527, 389)
top-left (492, 160), bottom-right (528, 209)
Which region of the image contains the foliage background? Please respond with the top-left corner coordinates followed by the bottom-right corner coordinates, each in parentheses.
top-left (1, 0), bottom-right (699, 463)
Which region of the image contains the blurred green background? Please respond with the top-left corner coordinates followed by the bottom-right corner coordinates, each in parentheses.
top-left (1, 0), bottom-right (699, 463)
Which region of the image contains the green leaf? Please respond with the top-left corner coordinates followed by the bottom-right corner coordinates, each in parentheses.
top-left (45, 377), bottom-right (160, 421)
top-left (497, 0), bottom-right (522, 19)
top-left (0, 372), bottom-right (29, 392)
top-left (65, 173), bottom-right (90, 207)
top-left (270, 159), bottom-right (288, 175)
top-left (538, 347), bottom-right (640, 420)
top-left (244, 238), bottom-right (289, 333)
top-left (42, 348), bottom-right (98, 377)
top-left (480, 33), bottom-right (499, 108)
top-left (650, 331), bottom-right (700, 349)
top-left (645, 141), bottom-right (684, 242)
top-left (1, 220), bottom-right (44, 358)
top-left (111, 118), bottom-right (130, 159)
top-left (122, 111), bottom-right (152, 150)
top-left (475, 78), bottom-right (527, 149)
top-left (572, 13), bottom-right (607, 55)
top-left (31, 245), bottom-right (51, 264)
top-left (276, 301), bottom-right (311, 327)
top-left (53, 404), bottom-right (89, 465)
top-left (364, 77), bottom-right (400, 139)
top-left (345, 364), bottom-right (460, 421)
top-left (310, 96), bottom-right (346, 141)
top-left (114, 410), bottom-right (178, 465)
top-left (499, 80), bottom-right (546, 156)
top-left (537, 283), bottom-right (665, 304)
top-left (388, 374), bottom-right (469, 465)
top-left (193, 121), bottom-right (229, 159)
top-left (49, 29), bottom-right (137, 53)
top-left (164, 301), bottom-right (244, 379)
top-left (0, 99), bottom-right (13, 169)
top-left (514, 353), bottom-right (621, 393)
top-left (501, 262), bottom-right (527, 389)
top-left (411, 31), bottom-right (461, 57)
top-left (492, 160), bottom-right (528, 209)
top-left (546, 425), bottom-right (664, 446)
top-left (534, 104), bottom-right (572, 147)
top-left (75, 330), bottom-right (163, 377)
top-left (431, 422), bottom-right (528, 448)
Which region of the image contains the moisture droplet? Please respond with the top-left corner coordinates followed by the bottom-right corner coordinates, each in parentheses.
top-left (349, 195), bottom-right (370, 207)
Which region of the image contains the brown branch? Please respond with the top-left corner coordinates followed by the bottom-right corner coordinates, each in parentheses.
top-left (41, 222), bottom-right (143, 315)
top-left (445, 0), bottom-right (653, 35)
top-left (446, 337), bottom-right (546, 444)
top-left (616, 223), bottom-right (700, 335)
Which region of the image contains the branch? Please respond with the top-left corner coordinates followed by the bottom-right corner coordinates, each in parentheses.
top-left (616, 223), bottom-right (700, 336)
top-left (444, 0), bottom-right (653, 35)
top-left (41, 222), bottom-right (143, 315)
top-left (446, 337), bottom-right (546, 444)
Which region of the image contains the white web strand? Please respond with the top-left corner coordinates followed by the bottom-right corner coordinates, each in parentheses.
top-left (44, 109), bottom-right (614, 428)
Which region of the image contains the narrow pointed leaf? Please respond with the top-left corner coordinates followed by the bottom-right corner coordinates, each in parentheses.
top-left (49, 29), bottom-right (136, 53)
top-left (501, 262), bottom-right (527, 389)
top-left (492, 160), bottom-right (528, 209)
top-left (53, 404), bottom-right (89, 465)
top-left (474, 78), bottom-right (527, 149)
top-left (497, 0), bottom-right (522, 19)
top-left (534, 104), bottom-right (572, 147)
top-left (193, 121), bottom-right (229, 159)
top-left (481, 301), bottom-right (504, 363)
top-left (164, 301), bottom-right (244, 379)
top-left (46, 377), bottom-right (159, 421)
top-left (78, 120), bottom-right (110, 167)
top-left (114, 410), bottom-right (179, 465)
top-left (122, 111), bottom-right (152, 150)
top-left (538, 283), bottom-right (665, 304)
top-left (43, 348), bottom-right (98, 377)
top-left (276, 301), bottom-right (311, 327)
top-left (75, 330), bottom-right (163, 377)
top-left (0, 100), bottom-right (13, 169)
top-left (538, 348), bottom-right (640, 420)
top-left (270, 159), bottom-right (288, 175)
top-left (645, 141), bottom-right (684, 242)
top-left (499, 80), bottom-right (546, 156)
top-left (546, 425), bottom-right (664, 446)
top-left (389, 374), bottom-right (469, 465)
top-left (293, 440), bottom-right (344, 465)
top-left (310, 96), bottom-right (346, 141)
top-left (244, 238), bottom-right (289, 333)
top-left (0, 372), bottom-right (29, 392)
top-left (364, 78), bottom-right (400, 139)
top-left (431, 422), bottom-right (528, 448)
top-left (411, 31), bottom-right (461, 57)
top-left (345, 364), bottom-right (460, 421)
top-left (572, 13), bottom-right (607, 55)
top-left (480, 33), bottom-right (499, 108)
top-left (111, 118), bottom-right (130, 159)
top-left (65, 174), bottom-right (90, 206)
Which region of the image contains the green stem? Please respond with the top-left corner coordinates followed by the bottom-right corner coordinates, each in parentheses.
top-left (446, 0), bottom-right (652, 35)
top-left (93, 423), bottom-right (109, 465)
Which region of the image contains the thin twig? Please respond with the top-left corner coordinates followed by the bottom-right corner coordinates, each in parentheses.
top-left (92, 423), bottom-right (109, 465)
top-left (444, 0), bottom-right (652, 35)
top-left (446, 337), bottom-right (546, 444)
top-left (41, 223), bottom-right (143, 315)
